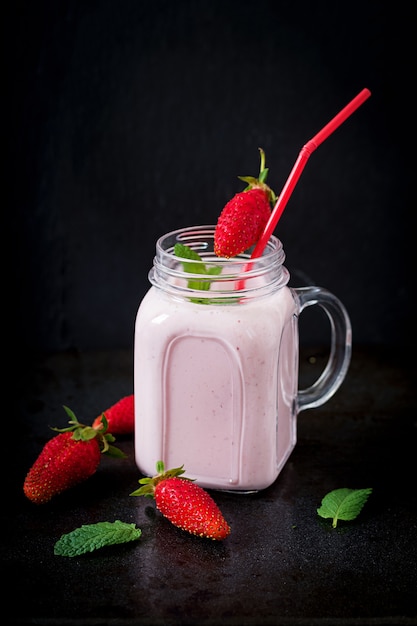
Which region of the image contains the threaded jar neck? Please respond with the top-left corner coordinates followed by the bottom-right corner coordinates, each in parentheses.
top-left (149, 225), bottom-right (289, 303)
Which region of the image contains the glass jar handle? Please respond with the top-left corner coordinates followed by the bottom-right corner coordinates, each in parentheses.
top-left (293, 286), bottom-right (352, 412)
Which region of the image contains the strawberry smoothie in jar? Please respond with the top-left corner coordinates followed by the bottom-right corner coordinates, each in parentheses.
top-left (134, 225), bottom-right (351, 492)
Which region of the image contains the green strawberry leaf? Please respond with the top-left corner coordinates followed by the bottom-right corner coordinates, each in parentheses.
top-left (104, 443), bottom-right (127, 458)
top-left (258, 167), bottom-right (269, 184)
top-left (62, 405), bottom-right (78, 422)
top-left (54, 521), bottom-right (142, 557)
top-left (317, 487), bottom-right (373, 528)
top-left (73, 426), bottom-right (98, 441)
top-left (238, 175), bottom-right (260, 189)
top-left (236, 148), bottom-right (276, 204)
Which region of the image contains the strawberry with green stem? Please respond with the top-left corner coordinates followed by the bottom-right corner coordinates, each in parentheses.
top-left (131, 461), bottom-right (231, 540)
top-left (214, 148), bottom-right (277, 258)
top-left (24, 406), bottom-right (125, 504)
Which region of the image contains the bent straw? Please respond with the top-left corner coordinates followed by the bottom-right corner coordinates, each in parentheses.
top-left (250, 87), bottom-right (371, 260)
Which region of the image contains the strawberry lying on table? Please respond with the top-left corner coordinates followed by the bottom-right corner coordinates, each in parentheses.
top-left (23, 398), bottom-right (131, 504)
top-left (131, 461), bottom-right (231, 541)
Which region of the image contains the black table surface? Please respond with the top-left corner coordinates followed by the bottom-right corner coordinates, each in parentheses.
top-left (5, 345), bottom-right (417, 626)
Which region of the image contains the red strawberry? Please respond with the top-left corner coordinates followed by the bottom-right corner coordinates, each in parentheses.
top-left (214, 148), bottom-right (276, 258)
top-left (24, 406), bottom-right (125, 504)
top-left (130, 461), bottom-right (231, 541)
top-left (92, 394), bottom-right (134, 435)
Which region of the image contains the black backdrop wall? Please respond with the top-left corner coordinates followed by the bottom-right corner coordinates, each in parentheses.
top-left (7, 0), bottom-right (415, 355)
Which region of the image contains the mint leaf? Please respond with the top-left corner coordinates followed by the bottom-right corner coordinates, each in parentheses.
top-left (54, 521), bottom-right (142, 557)
top-left (317, 487), bottom-right (372, 528)
top-left (174, 243), bottom-right (221, 300)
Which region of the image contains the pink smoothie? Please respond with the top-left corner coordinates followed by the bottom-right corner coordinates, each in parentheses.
top-left (134, 284), bottom-right (299, 491)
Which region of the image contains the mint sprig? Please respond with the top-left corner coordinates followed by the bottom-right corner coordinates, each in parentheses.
top-left (174, 243), bottom-right (221, 290)
top-left (54, 521), bottom-right (142, 557)
top-left (317, 487), bottom-right (373, 528)
top-left (174, 243), bottom-right (221, 303)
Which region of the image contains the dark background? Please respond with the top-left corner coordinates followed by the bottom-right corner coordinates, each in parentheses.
top-left (6, 0), bottom-right (415, 355)
top-left (4, 6), bottom-right (417, 623)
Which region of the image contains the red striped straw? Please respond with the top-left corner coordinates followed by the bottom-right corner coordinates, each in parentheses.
top-left (250, 88), bottom-right (371, 260)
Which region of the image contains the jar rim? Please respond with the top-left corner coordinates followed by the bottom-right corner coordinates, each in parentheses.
top-left (155, 224), bottom-right (284, 267)
top-left (149, 225), bottom-right (289, 302)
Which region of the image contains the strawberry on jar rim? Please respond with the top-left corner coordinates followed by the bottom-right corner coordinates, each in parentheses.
top-left (131, 461), bottom-right (231, 541)
top-left (214, 148), bottom-right (277, 258)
